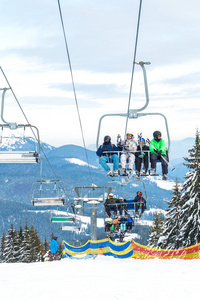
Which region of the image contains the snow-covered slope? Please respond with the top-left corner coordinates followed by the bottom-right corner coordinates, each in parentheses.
top-left (0, 257), bottom-right (199, 300)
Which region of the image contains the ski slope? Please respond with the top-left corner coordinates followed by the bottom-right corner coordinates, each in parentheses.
top-left (0, 256), bottom-right (199, 300)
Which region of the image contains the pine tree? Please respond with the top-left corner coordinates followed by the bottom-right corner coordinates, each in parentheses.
top-left (43, 237), bottom-right (50, 261)
top-left (4, 224), bottom-right (20, 263)
top-left (157, 180), bottom-right (183, 249)
top-left (21, 221), bottom-right (32, 263)
top-left (57, 242), bottom-right (63, 260)
top-left (18, 223), bottom-right (24, 262)
top-left (0, 232), bottom-right (6, 263)
top-left (177, 129), bottom-right (200, 248)
top-left (147, 210), bottom-right (165, 248)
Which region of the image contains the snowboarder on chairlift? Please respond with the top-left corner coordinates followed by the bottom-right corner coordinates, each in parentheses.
top-left (135, 137), bottom-right (149, 176)
top-left (118, 133), bottom-right (137, 175)
top-left (96, 135), bottom-right (119, 177)
top-left (149, 131), bottom-right (168, 180)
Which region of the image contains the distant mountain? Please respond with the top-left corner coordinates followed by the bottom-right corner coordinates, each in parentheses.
top-left (0, 137), bottom-right (194, 244)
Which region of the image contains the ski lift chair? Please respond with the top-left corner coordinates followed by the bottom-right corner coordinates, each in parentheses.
top-left (0, 124), bottom-right (40, 163)
top-left (96, 62), bottom-right (170, 176)
top-left (31, 180), bottom-right (66, 206)
top-left (0, 88), bottom-right (41, 163)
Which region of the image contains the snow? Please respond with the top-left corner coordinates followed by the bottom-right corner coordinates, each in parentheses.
top-left (65, 158), bottom-right (97, 168)
top-left (148, 175), bottom-right (178, 190)
top-left (0, 257), bottom-right (200, 300)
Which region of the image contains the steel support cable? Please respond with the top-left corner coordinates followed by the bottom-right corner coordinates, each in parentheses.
top-left (124, 0), bottom-right (143, 139)
top-left (57, 0), bottom-right (94, 185)
top-left (0, 66), bottom-right (59, 180)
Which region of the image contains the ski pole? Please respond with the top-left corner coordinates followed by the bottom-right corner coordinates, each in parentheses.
top-left (146, 138), bottom-right (175, 171)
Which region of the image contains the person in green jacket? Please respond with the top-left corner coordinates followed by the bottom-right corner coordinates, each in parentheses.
top-left (149, 131), bottom-right (168, 180)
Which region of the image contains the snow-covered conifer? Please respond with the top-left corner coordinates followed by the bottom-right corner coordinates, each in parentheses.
top-left (157, 180), bottom-right (183, 249)
top-left (147, 210), bottom-right (164, 248)
top-left (178, 129), bottom-right (200, 248)
top-left (0, 232), bottom-right (6, 263)
top-left (4, 224), bottom-right (20, 263)
top-left (21, 221), bottom-right (32, 263)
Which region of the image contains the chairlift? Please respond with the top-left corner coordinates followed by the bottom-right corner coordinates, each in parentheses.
top-left (0, 88), bottom-right (40, 163)
top-left (31, 159), bottom-right (67, 206)
top-left (31, 180), bottom-right (66, 206)
top-left (61, 225), bottom-right (80, 232)
top-left (50, 202), bottom-right (76, 223)
top-left (103, 178), bottom-right (148, 241)
top-left (96, 62), bottom-right (171, 152)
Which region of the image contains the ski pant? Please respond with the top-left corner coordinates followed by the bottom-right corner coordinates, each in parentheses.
top-left (126, 222), bottom-right (133, 230)
top-left (99, 154), bottom-right (119, 172)
top-left (118, 205), bottom-right (128, 216)
top-left (105, 204), bottom-right (117, 217)
top-left (49, 252), bottom-right (59, 261)
top-left (135, 155), bottom-right (149, 172)
top-left (150, 153), bottom-right (168, 175)
top-left (120, 153), bottom-right (135, 169)
top-left (134, 203), bottom-right (145, 214)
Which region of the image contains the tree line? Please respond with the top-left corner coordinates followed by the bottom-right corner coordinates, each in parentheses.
top-left (0, 221), bottom-right (62, 263)
top-left (148, 129), bottom-right (200, 249)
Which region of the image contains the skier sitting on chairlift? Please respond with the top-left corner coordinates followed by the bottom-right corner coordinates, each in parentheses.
top-left (104, 193), bottom-right (118, 217)
top-left (133, 191), bottom-right (146, 217)
top-left (149, 131), bottom-right (168, 180)
top-left (117, 197), bottom-right (128, 216)
top-left (135, 137), bottom-right (149, 177)
top-left (117, 133), bottom-right (137, 176)
top-left (96, 135), bottom-right (119, 177)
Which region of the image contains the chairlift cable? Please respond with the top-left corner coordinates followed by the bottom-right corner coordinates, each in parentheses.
top-left (57, 0), bottom-right (94, 185)
top-left (0, 66), bottom-right (59, 180)
top-left (124, 0), bottom-right (143, 138)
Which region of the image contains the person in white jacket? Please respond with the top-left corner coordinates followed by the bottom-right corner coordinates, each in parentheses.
top-left (118, 133), bottom-right (137, 175)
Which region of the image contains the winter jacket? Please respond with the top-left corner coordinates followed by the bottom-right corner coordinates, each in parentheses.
top-left (50, 239), bottom-right (58, 254)
top-left (104, 197), bottom-right (118, 206)
top-left (96, 143), bottom-right (118, 157)
top-left (133, 196), bottom-right (146, 207)
top-left (119, 138), bottom-right (137, 153)
top-left (149, 138), bottom-right (166, 155)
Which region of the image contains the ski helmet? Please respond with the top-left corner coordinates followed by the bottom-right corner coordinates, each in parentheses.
top-left (53, 236), bottom-right (58, 241)
top-left (126, 133), bottom-right (133, 138)
top-left (139, 138), bottom-right (145, 144)
top-left (109, 193), bottom-right (114, 198)
top-left (153, 131), bottom-right (161, 139)
top-left (104, 135), bottom-right (111, 143)
top-left (137, 191), bottom-right (142, 196)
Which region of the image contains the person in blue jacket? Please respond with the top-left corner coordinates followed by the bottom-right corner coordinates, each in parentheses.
top-left (133, 191), bottom-right (146, 217)
top-left (96, 135), bottom-right (119, 176)
top-left (49, 236), bottom-right (59, 261)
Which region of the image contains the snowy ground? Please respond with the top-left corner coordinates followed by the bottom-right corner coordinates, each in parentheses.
top-left (1, 256), bottom-right (200, 300)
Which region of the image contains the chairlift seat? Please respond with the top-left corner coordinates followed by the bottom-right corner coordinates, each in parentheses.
top-left (32, 197), bottom-right (65, 206)
top-left (0, 151), bottom-right (39, 163)
top-left (61, 225), bottom-right (80, 232)
top-left (51, 217), bottom-right (75, 223)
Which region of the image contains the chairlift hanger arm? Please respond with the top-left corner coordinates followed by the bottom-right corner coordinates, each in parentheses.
top-left (134, 61), bottom-right (150, 112)
top-left (0, 88), bottom-right (16, 126)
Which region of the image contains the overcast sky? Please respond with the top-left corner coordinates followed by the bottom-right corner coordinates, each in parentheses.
top-left (0, 0), bottom-right (200, 148)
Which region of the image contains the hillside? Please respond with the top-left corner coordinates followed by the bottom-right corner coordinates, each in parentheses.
top-left (0, 137), bottom-right (194, 244)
